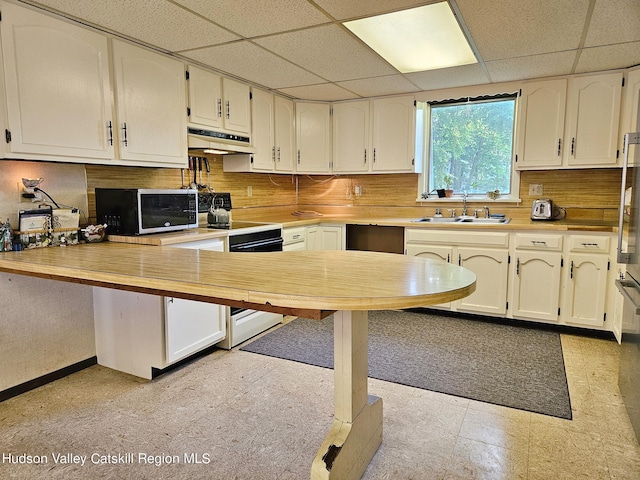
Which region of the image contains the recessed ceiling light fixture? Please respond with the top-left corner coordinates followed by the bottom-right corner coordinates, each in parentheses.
top-left (343, 2), bottom-right (477, 73)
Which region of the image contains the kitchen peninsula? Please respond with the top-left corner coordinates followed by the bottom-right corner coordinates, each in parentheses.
top-left (0, 242), bottom-right (475, 479)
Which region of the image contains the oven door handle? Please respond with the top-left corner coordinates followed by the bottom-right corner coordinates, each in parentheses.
top-left (231, 238), bottom-right (284, 251)
top-left (616, 278), bottom-right (640, 314)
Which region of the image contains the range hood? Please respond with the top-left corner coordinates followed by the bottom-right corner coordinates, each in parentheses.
top-left (188, 127), bottom-right (256, 155)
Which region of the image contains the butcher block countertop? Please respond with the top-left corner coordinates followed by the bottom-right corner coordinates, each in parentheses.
top-left (0, 242), bottom-right (476, 319)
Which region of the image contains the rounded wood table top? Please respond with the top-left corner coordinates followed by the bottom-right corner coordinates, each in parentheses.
top-left (0, 243), bottom-right (476, 318)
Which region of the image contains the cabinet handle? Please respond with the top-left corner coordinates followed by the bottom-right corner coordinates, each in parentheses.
top-left (373, 148), bottom-right (377, 163)
top-left (168, 297), bottom-right (174, 303)
top-left (531, 240), bottom-right (547, 246)
top-left (217, 98), bottom-right (222, 118)
top-left (458, 254), bottom-right (461, 266)
top-left (557, 138), bottom-right (561, 156)
top-left (581, 242), bottom-right (599, 247)
top-left (277, 147), bottom-right (281, 162)
top-left (570, 260), bottom-right (574, 279)
top-left (364, 149), bottom-right (367, 164)
top-left (107, 121), bottom-right (113, 146)
top-left (272, 146), bottom-right (275, 162)
top-left (516, 258), bottom-right (520, 275)
top-left (122, 122), bottom-right (128, 147)
top-left (297, 150), bottom-right (301, 164)
top-left (571, 137), bottom-right (575, 156)
top-left (447, 253), bottom-right (450, 263)
top-left (226, 100), bottom-right (230, 119)
top-left (292, 234), bottom-right (300, 239)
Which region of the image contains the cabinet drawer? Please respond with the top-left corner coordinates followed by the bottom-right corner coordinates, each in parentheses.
top-left (283, 227), bottom-right (306, 245)
top-left (568, 234), bottom-right (610, 253)
top-left (405, 229), bottom-right (509, 248)
top-left (514, 233), bottom-right (563, 251)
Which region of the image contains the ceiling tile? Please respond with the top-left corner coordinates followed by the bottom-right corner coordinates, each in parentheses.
top-left (406, 64), bottom-right (490, 91)
top-left (456, 0), bottom-right (590, 61)
top-left (485, 51), bottom-right (578, 82)
top-left (181, 42), bottom-right (325, 89)
top-left (313, 0), bottom-right (438, 21)
top-left (584, 0), bottom-right (640, 46)
top-left (276, 83), bottom-right (360, 101)
top-left (28, 0), bottom-right (238, 51)
top-left (336, 75), bottom-right (420, 98)
top-left (255, 24), bottom-right (397, 82)
top-left (172, 0), bottom-right (331, 38)
top-left (575, 42), bottom-right (640, 74)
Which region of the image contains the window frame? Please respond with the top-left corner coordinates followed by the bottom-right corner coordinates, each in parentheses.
top-left (416, 95), bottom-right (521, 203)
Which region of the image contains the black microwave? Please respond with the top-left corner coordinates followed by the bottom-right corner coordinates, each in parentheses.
top-left (95, 188), bottom-right (199, 235)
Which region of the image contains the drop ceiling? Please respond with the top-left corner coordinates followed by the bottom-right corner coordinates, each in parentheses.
top-left (17, 0), bottom-right (640, 101)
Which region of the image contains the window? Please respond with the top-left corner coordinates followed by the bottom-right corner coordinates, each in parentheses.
top-left (417, 94), bottom-right (518, 199)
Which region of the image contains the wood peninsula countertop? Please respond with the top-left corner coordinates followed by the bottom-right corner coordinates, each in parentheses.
top-left (0, 242), bottom-right (476, 319)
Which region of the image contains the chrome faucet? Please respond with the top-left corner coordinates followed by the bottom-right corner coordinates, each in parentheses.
top-left (483, 206), bottom-right (490, 218)
top-left (461, 193), bottom-right (468, 216)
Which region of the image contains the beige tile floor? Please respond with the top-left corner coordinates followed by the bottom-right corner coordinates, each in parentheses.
top-left (0, 332), bottom-right (639, 479)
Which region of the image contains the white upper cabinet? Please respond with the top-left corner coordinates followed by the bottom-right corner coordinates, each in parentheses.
top-left (371, 95), bottom-right (416, 172)
top-left (619, 67), bottom-right (640, 164)
top-left (516, 79), bottom-right (567, 168)
top-left (332, 100), bottom-right (370, 173)
top-left (564, 72), bottom-right (622, 166)
top-left (516, 72), bottom-right (623, 169)
top-left (111, 40), bottom-right (187, 166)
top-left (274, 95), bottom-right (295, 172)
top-left (187, 66), bottom-right (250, 135)
top-left (296, 102), bottom-right (331, 173)
top-left (248, 87), bottom-right (275, 171)
top-left (1, 2), bottom-right (114, 159)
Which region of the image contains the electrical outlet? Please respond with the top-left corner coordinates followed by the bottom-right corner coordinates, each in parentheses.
top-left (247, 186), bottom-right (253, 197)
top-left (529, 184), bottom-right (543, 196)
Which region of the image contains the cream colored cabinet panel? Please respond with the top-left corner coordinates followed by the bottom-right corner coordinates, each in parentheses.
top-left (456, 247), bottom-right (509, 316)
top-left (333, 100), bottom-right (370, 173)
top-left (249, 88), bottom-right (275, 171)
top-left (619, 67), bottom-right (640, 165)
top-left (283, 226), bottom-right (307, 251)
top-left (112, 40), bottom-right (187, 165)
top-left (562, 254), bottom-right (608, 328)
top-left (222, 77), bottom-right (251, 134)
top-left (1, 2), bottom-right (113, 159)
top-left (511, 251), bottom-right (562, 322)
top-left (165, 297), bottom-right (225, 363)
top-left (187, 65), bottom-right (222, 129)
top-left (565, 72), bottom-right (622, 166)
top-left (516, 79), bottom-right (566, 168)
top-left (296, 102), bottom-right (331, 173)
top-left (307, 225), bottom-right (344, 250)
top-left (372, 96), bottom-right (416, 172)
top-left (274, 96), bottom-right (295, 172)
top-left (405, 244), bottom-right (453, 309)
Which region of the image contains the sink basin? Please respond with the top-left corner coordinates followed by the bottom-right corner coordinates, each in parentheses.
top-left (458, 217), bottom-right (511, 224)
top-left (411, 216), bottom-right (510, 224)
top-left (411, 217), bottom-right (460, 223)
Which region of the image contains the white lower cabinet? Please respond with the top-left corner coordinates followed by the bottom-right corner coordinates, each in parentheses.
top-left (511, 250), bottom-right (563, 322)
top-left (93, 238), bottom-right (226, 379)
top-left (405, 229), bottom-right (509, 315)
top-left (307, 224), bottom-right (345, 250)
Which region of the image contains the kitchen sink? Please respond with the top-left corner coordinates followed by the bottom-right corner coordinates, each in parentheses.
top-left (411, 216), bottom-right (510, 224)
top-left (411, 217), bottom-right (461, 223)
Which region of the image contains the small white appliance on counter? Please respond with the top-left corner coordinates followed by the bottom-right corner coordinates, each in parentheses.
top-left (530, 198), bottom-right (553, 220)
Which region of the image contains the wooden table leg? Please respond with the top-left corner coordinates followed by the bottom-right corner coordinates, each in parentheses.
top-left (311, 310), bottom-right (383, 479)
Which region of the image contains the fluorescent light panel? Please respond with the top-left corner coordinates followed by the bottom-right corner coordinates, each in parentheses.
top-left (343, 2), bottom-right (477, 73)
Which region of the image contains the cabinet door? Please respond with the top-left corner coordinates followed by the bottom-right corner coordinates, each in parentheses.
top-left (307, 225), bottom-right (344, 250)
top-left (112, 40), bottom-right (187, 165)
top-left (511, 251), bottom-right (562, 322)
top-left (222, 77), bottom-right (251, 134)
top-left (250, 88), bottom-right (275, 171)
top-left (1, 2), bottom-right (113, 159)
top-left (372, 96), bottom-right (416, 172)
top-left (516, 79), bottom-right (566, 169)
top-left (296, 102), bottom-right (331, 173)
top-left (565, 73), bottom-right (622, 166)
top-left (563, 254), bottom-right (608, 327)
top-left (274, 96), bottom-right (295, 172)
top-left (405, 244), bottom-right (453, 309)
top-left (187, 65), bottom-right (222, 129)
top-left (620, 67), bottom-right (640, 164)
top-left (456, 247), bottom-right (509, 316)
top-left (332, 100), bottom-right (370, 173)
top-left (165, 297), bottom-right (225, 363)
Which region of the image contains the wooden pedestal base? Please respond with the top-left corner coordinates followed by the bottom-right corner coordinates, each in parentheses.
top-left (311, 310), bottom-right (383, 480)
